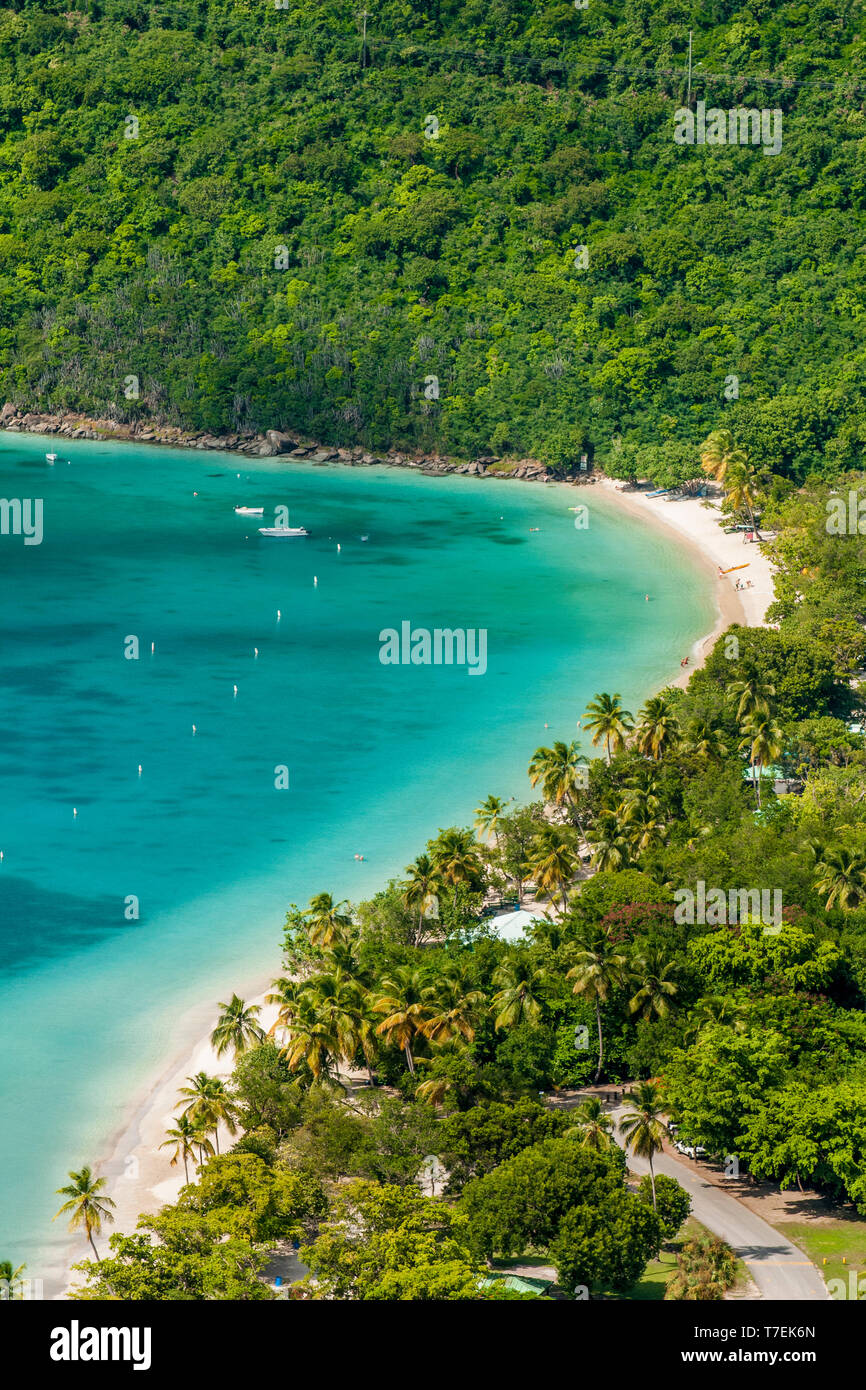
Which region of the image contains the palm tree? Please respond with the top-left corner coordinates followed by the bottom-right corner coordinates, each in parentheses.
top-left (527, 824), bottom-right (579, 912)
top-left (583, 692), bottom-right (634, 764)
top-left (618, 1081), bottom-right (669, 1210)
top-left (618, 796), bottom-right (668, 857)
top-left (738, 713), bottom-right (783, 807)
top-left (566, 931), bottom-right (628, 1083)
top-left (528, 740), bottom-right (585, 809)
top-left (429, 827), bottom-right (485, 913)
top-left (306, 892), bottom-right (352, 948)
top-left (699, 428), bottom-right (747, 486)
top-left (634, 695), bottom-right (680, 760)
top-left (814, 847), bottom-right (866, 911)
top-left (723, 459), bottom-right (762, 539)
top-left (586, 809), bottom-right (632, 872)
top-left (210, 993), bottom-right (266, 1059)
top-left (54, 1166), bottom-right (116, 1260)
top-left (627, 950), bottom-right (679, 1022)
top-left (280, 1003), bottom-right (341, 1082)
top-left (0, 1260), bottom-right (27, 1299)
top-left (159, 1113), bottom-right (212, 1184)
top-left (491, 954), bottom-right (547, 1030)
top-left (474, 794), bottom-right (511, 843)
top-left (177, 1073), bottom-right (238, 1155)
top-left (372, 967), bottom-right (437, 1074)
top-left (420, 967), bottom-right (484, 1046)
top-left (727, 675), bottom-right (775, 723)
top-left (683, 995), bottom-right (746, 1044)
top-left (684, 718), bottom-right (728, 763)
top-left (266, 976), bottom-right (304, 1047)
top-left (402, 853), bottom-right (441, 945)
top-left (566, 1097), bottom-right (614, 1151)
top-left (301, 969), bottom-right (372, 1080)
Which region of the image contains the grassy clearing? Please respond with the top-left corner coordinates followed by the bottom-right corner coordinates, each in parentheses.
top-left (777, 1221), bottom-right (866, 1299)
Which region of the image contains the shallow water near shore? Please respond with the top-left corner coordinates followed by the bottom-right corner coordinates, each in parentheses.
top-left (0, 433), bottom-right (713, 1282)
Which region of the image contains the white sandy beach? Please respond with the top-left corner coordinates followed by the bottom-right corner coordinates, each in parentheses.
top-left (57, 987), bottom-right (281, 1298)
top-left (55, 472), bottom-right (776, 1298)
top-left (596, 477), bottom-right (775, 685)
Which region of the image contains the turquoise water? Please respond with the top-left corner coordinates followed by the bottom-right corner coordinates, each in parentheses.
top-left (0, 433), bottom-right (713, 1282)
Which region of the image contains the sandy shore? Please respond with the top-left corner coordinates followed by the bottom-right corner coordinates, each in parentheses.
top-left (595, 477), bottom-right (775, 688)
top-left (54, 472), bottom-right (776, 1298)
top-left (56, 987), bottom-right (283, 1298)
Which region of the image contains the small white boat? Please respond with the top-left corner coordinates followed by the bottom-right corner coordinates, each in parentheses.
top-left (234, 506), bottom-right (264, 516)
top-left (258, 526), bottom-right (309, 538)
top-left (46, 453), bottom-right (57, 464)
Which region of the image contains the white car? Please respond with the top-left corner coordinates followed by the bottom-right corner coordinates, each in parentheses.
top-left (674, 1140), bottom-right (707, 1159)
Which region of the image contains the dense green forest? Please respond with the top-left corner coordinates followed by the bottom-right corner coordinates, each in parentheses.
top-left (2, 0), bottom-right (866, 472)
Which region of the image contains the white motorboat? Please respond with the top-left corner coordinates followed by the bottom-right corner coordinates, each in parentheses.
top-left (234, 506), bottom-right (264, 515)
top-left (46, 453), bottom-right (57, 464)
top-left (258, 526), bottom-right (309, 537)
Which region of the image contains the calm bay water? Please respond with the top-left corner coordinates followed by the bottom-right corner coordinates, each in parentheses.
top-left (0, 433), bottom-right (713, 1278)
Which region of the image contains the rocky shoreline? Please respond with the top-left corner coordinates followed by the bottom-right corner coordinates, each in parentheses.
top-left (0, 403), bottom-right (599, 484)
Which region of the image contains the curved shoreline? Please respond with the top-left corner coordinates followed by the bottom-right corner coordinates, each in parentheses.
top-left (593, 477), bottom-right (773, 688)
top-left (45, 463), bottom-right (773, 1298)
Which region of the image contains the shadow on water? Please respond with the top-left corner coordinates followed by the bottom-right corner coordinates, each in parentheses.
top-left (0, 875), bottom-right (146, 975)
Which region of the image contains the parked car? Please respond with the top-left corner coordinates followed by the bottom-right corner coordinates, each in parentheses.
top-left (674, 1140), bottom-right (707, 1159)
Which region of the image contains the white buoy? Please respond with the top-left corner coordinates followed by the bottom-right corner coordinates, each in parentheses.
top-left (151, 642), bottom-right (155, 654)
top-left (138, 764), bottom-right (142, 777)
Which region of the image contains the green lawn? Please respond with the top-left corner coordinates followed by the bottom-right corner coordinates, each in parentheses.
top-left (622, 1218), bottom-right (749, 1301)
top-left (777, 1222), bottom-right (866, 1299)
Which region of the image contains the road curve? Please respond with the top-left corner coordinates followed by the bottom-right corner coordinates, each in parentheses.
top-left (614, 1112), bottom-right (827, 1300)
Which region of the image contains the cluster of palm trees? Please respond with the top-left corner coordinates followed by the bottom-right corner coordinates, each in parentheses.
top-left (700, 428), bottom-right (762, 539)
top-left (567, 924), bottom-right (678, 1082)
top-left (267, 917), bottom-right (489, 1091)
top-left (567, 1081), bottom-right (669, 1211)
top-left (267, 915), bottom-right (600, 1097)
top-left (525, 676), bottom-right (788, 883)
top-left (402, 830), bottom-right (486, 944)
top-left (160, 995), bottom-right (266, 1183)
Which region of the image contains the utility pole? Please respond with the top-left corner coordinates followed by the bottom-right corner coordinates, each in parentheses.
top-left (687, 30), bottom-right (693, 106)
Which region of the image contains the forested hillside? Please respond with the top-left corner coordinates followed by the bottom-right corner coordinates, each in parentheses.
top-left (0, 0), bottom-right (865, 472)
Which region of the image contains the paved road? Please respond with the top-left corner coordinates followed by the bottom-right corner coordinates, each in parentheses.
top-left (614, 1110), bottom-right (828, 1301)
